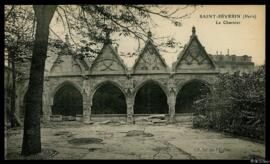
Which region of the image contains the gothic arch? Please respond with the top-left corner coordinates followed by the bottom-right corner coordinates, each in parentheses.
top-left (132, 79), bottom-right (169, 102)
top-left (91, 80), bottom-right (127, 114)
top-left (90, 80), bottom-right (127, 102)
top-left (52, 82), bottom-right (83, 116)
top-left (176, 78), bottom-right (213, 97)
top-left (133, 79), bottom-right (169, 114)
top-left (50, 80), bottom-right (83, 106)
top-left (175, 78), bottom-right (212, 113)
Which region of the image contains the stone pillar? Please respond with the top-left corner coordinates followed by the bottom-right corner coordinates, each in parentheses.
top-left (43, 104), bottom-right (52, 122)
top-left (167, 78), bottom-right (176, 123)
top-left (168, 94), bottom-right (176, 123)
top-left (125, 78), bottom-right (134, 124)
top-left (83, 94), bottom-right (91, 123)
top-left (126, 97), bottom-right (134, 124)
top-left (82, 76), bottom-right (92, 123)
top-left (42, 105), bottom-right (51, 122)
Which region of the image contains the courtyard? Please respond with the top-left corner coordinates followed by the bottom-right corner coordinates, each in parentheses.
top-left (5, 121), bottom-right (265, 160)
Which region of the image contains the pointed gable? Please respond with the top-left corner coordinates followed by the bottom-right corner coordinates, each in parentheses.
top-left (132, 31), bottom-right (169, 74)
top-left (49, 35), bottom-right (89, 75)
top-left (89, 43), bottom-right (128, 75)
top-left (173, 26), bottom-right (216, 72)
top-left (50, 55), bottom-right (83, 74)
top-left (49, 43), bottom-right (88, 75)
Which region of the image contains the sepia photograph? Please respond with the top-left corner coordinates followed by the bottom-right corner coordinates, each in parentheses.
top-left (4, 4), bottom-right (267, 160)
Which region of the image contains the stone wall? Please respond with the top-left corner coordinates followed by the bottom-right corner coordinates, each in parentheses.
top-left (41, 71), bottom-right (217, 123)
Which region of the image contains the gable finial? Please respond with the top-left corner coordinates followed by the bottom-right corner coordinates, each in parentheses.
top-left (147, 30), bottom-right (152, 39)
top-left (104, 29), bottom-right (112, 44)
top-left (192, 26), bottom-right (196, 36)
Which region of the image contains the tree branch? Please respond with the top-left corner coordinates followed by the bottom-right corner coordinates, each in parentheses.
top-left (93, 5), bottom-right (147, 42)
top-left (5, 5), bottom-right (15, 20)
top-left (58, 6), bottom-right (79, 50)
top-left (49, 27), bottom-right (64, 42)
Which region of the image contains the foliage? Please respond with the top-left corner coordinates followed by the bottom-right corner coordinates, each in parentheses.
top-left (193, 66), bottom-right (265, 140)
top-left (54, 5), bottom-right (198, 58)
top-left (4, 5), bottom-right (36, 128)
top-left (5, 5), bottom-right (199, 68)
top-left (5, 5), bottom-right (35, 61)
top-left (5, 5), bottom-right (35, 80)
top-left (5, 5), bottom-right (199, 70)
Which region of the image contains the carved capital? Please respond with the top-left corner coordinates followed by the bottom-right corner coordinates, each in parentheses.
top-left (82, 75), bottom-right (89, 80)
top-left (124, 79), bottom-right (134, 96)
top-left (167, 78), bottom-right (177, 95)
top-left (125, 88), bottom-right (133, 97)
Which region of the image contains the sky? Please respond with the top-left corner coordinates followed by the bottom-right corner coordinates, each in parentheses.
top-left (50, 5), bottom-right (265, 68)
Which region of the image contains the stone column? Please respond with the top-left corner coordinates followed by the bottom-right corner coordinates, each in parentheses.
top-left (83, 93), bottom-right (91, 123)
top-left (42, 94), bottom-right (51, 122)
top-left (125, 78), bottom-right (134, 124)
top-left (82, 76), bottom-right (92, 123)
top-left (167, 78), bottom-right (176, 123)
top-left (168, 94), bottom-right (176, 123)
top-left (126, 97), bottom-right (134, 124)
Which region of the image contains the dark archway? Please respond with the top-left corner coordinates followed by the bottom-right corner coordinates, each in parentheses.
top-left (92, 83), bottom-right (127, 114)
top-left (175, 80), bottom-right (210, 113)
top-left (52, 84), bottom-right (83, 116)
top-left (134, 81), bottom-right (168, 114)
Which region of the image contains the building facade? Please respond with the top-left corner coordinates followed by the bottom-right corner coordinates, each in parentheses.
top-left (210, 53), bottom-right (254, 74)
top-left (14, 27), bottom-right (255, 123)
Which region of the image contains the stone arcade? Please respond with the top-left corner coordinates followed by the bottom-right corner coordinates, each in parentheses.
top-left (22, 27), bottom-right (220, 123)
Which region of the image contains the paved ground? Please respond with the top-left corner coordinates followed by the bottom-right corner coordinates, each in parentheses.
top-left (5, 121), bottom-right (265, 160)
